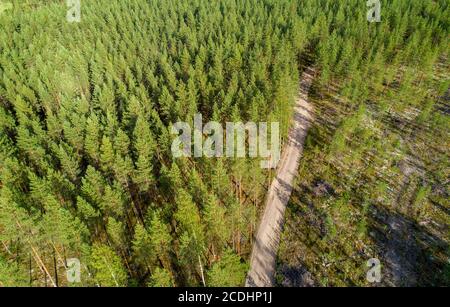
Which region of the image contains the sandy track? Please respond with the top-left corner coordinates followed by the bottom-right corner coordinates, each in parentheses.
top-left (246, 67), bottom-right (315, 287)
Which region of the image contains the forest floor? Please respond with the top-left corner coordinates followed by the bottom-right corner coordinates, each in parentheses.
top-left (275, 60), bottom-right (449, 287)
top-left (246, 66), bottom-right (315, 287)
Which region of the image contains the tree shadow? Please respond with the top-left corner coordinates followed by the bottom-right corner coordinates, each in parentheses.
top-left (368, 203), bottom-right (449, 286)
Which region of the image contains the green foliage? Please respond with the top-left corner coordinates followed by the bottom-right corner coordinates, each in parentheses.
top-left (207, 249), bottom-right (248, 287)
top-left (132, 223), bottom-right (154, 268)
top-left (89, 244), bottom-right (128, 287)
top-left (0, 257), bottom-right (28, 287)
top-left (148, 267), bottom-right (175, 287)
top-left (277, 0), bottom-right (449, 286)
top-left (0, 0), bottom-right (448, 287)
top-left (147, 211), bottom-right (172, 267)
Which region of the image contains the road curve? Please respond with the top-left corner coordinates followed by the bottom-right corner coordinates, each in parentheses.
top-left (246, 67), bottom-right (315, 287)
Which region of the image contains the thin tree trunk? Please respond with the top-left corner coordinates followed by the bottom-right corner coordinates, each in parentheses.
top-left (53, 249), bottom-right (59, 287)
top-left (103, 256), bottom-right (119, 287)
top-left (15, 220), bottom-right (57, 287)
top-left (198, 255), bottom-right (206, 287)
top-left (1, 241), bottom-right (13, 255)
top-left (29, 254), bottom-right (32, 287)
top-left (51, 242), bottom-right (68, 269)
top-left (120, 248), bottom-right (133, 275)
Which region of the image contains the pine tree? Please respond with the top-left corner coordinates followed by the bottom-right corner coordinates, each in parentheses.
top-left (207, 249), bottom-right (248, 287)
top-left (106, 217), bottom-right (126, 250)
top-left (147, 210), bottom-right (172, 269)
top-left (158, 86), bottom-right (176, 122)
top-left (58, 143), bottom-right (80, 182)
top-left (81, 166), bottom-right (105, 207)
top-left (0, 257), bottom-right (29, 287)
top-left (132, 223), bottom-right (154, 270)
top-left (203, 194), bottom-right (229, 257)
top-left (100, 135), bottom-right (115, 173)
top-left (42, 196), bottom-right (88, 250)
top-left (84, 114), bottom-right (102, 164)
top-left (89, 244), bottom-right (128, 287)
top-left (175, 189), bottom-right (206, 285)
top-left (132, 115), bottom-right (156, 192)
top-left (148, 267), bottom-right (175, 287)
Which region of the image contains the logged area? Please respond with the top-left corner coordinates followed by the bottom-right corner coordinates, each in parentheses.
top-left (0, 0), bottom-right (448, 287)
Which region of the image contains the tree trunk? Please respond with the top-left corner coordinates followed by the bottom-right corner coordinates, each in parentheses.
top-left (198, 255), bottom-right (206, 287)
top-left (53, 249), bottom-right (59, 287)
top-left (15, 220), bottom-right (57, 287)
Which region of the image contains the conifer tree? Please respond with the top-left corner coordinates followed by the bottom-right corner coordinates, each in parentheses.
top-left (132, 115), bottom-right (156, 192)
top-left (89, 244), bottom-right (128, 287)
top-left (207, 249), bottom-right (248, 287)
top-left (148, 267), bottom-right (175, 287)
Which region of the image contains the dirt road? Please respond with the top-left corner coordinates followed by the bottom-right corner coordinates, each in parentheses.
top-left (246, 67), bottom-right (315, 287)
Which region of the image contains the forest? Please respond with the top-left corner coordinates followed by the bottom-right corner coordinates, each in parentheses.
top-left (0, 0), bottom-right (448, 287)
